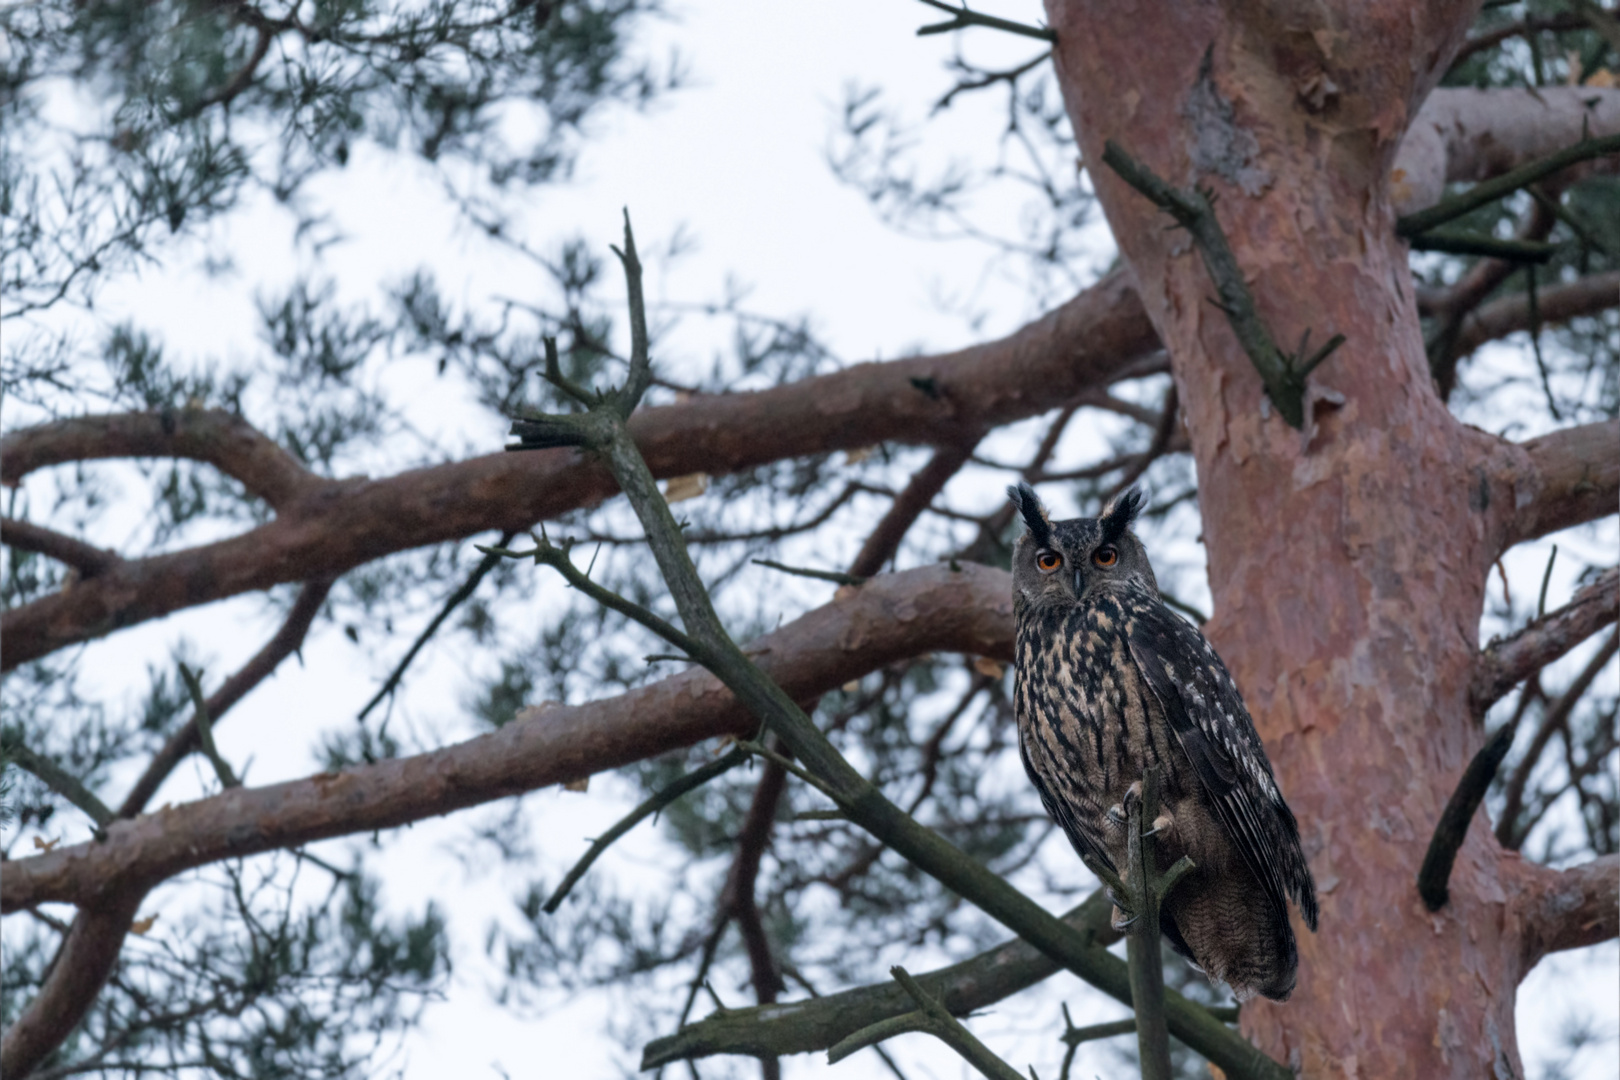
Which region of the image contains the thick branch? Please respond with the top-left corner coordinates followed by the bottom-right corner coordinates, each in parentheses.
top-left (642, 889), bottom-right (1120, 1067)
top-left (0, 519), bottom-right (121, 578)
top-left (1, 272), bottom-right (1158, 672)
top-left (1489, 420), bottom-right (1620, 558)
top-left (1418, 722), bottom-right (1515, 911)
top-left (0, 408), bottom-right (319, 510)
top-left (1451, 270), bottom-right (1620, 359)
top-left (0, 563), bottom-right (1016, 912)
top-left (1472, 568), bottom-right (1619, 716)
top-left (1511, 854), bottom-right (1620, 976)
top-left (1392, 87), bottom-right (1620, 217)
top-left (1397, 132), bottom-right (1620, 238)
top-left (0, 892), bottom-right (146, 1079)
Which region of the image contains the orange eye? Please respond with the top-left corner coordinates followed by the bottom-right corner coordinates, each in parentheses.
top-left (1093, 546), bottom-right (1118, 568)
top-left (1036, 550), bottom-right (1063, 573)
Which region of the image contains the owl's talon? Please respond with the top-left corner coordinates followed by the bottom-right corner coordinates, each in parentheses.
top-left (1106, 804), bottom-right (1127, 828)
top-left (1145, 812), bottom-right (1175, 839)
top-left (1110, 903), bottom-right (1139, 931)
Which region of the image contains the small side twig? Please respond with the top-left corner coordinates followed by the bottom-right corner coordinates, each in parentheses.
top-left (915, 0), bottom-right (1055, 42)
top-left (358, 532), bottom-right (515, 722)
top-left (1417, 721), bottom-right (1516, 911)
top-left (544, 746), bottom-right (751, 912)
top-left (177, 664), bottom-right (240, 790)
top-left (0, 736), bottom-right (114, 829)
top-left (1101, 140), bottom-right (1343, 430)
top-left (751, 559), bottom-right (867, 587)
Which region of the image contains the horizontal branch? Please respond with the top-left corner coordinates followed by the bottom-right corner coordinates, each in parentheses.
top-left (1472, 567), bottom-right (1619, 716)
top-left (0, 518), bottom-right (122, 578)
top-left (1452, 269), bottom-right (1620, 359)
top-left (1392, 86), bottom-right (1620, 217)
top-left (643, 888), bottom-right (1120, 1067)
top-left (1510, 853), bottom-right (1620, 977)
top-left (1397, 132), bottom-right (1620, 238)
top-left (1489, 420), bottom-right (1620, 558)
top-left (0, 408), bottom-right (319, 510)
top-left (1, 272), bottom-right (1158, 672)
top-left (0, 563), bottom-right (1017, 912)
top-left (2, 88), bottom-right (1601, 671)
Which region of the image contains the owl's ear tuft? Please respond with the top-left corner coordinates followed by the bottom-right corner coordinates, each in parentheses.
top-left (1007, 482), bottom-right (1053, 547)
top-left (1099, 487), bottom-right (1145, 546)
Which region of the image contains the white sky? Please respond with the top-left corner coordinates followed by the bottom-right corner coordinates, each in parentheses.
top-left (5, 1), bottom-right (1616, 1078)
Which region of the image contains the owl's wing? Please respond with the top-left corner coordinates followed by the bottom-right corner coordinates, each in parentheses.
top-left (1125, 598), bottom-right (1319, 931)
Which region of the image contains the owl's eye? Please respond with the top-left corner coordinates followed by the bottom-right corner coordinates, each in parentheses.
top-left (1093, 546), bottom-right (1119, 568)
top-left (1036, 550), bottom-right (1063, 573)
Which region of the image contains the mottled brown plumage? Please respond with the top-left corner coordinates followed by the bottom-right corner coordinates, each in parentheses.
top-left (1008, 483), bottom-right (1317, 1001)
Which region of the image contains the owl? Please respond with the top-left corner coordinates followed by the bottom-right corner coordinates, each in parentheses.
top-left (1007, 483), bottom-right (1318, 1002)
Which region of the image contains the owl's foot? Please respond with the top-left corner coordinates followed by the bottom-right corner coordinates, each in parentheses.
top-left (1105, 781), bottom-right (1145, 829)
top-left (1145, 810), bottom-right (1175, 840)
top-left (1109, 901), bottom-right (1139, 932)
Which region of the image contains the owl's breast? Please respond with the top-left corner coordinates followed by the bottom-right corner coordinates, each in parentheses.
top-left (1014, 601), bottom-right (1186, 817)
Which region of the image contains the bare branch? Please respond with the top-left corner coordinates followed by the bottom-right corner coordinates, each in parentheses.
top-left (915, 0), bottom-right (1055, 43)
top-left (1398, 132), bottom-right (1620, 238)
top-left (0, 737), bottom-right (115, 828)
top-left (1392, 87), bottom-right (1620, 217)
top-left (1, 563), bottom-right (1017, 912)
top-left (1451, 270), bottom-right (1620, 359)
top-left (643, 889), bottom-right (1121, 1067)
top-left (856, 966), bottom-right (1025, 1080)
top-left (1, 272), bottom-right (1159, 672)
top-left (1473, 568), bottom-right (1619, 716)
top-left (0, 518), bottom-right (121, 578)
top-left (1510, 854), bottom-right (1620, 976)
top-left (0, 408), bottom-right (320, 510)
top-left (1489, 420), bottom-right (1620, 560)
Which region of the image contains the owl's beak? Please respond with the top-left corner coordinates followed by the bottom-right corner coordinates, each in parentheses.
top-left (1072, 566), bottom-right (1085, 596)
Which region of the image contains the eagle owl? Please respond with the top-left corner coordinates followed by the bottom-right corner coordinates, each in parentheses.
top-left (1007, 483), bottom-right (1318, 1001)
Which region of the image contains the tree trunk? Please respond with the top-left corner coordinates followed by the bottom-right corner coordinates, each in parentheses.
top-left (1042, 2), bottom-right (1537, 1076)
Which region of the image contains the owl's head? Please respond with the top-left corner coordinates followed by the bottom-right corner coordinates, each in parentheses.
top-left (1006, 483), bottom-right (1157, 611)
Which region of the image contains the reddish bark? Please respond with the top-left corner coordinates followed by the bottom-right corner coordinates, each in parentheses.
top-left (1040, 1), bottom-right (1607, 1075)
top-left (1451, 269), bottom-right (1620, 358)
top-left (0, 892), bottom-right (146, 1079)
top-left (1, 562), bottom-right (1016, 912)
top-left (0, 273), bottom-right (1157, 672)
top-left (1472, 567), bottom-right (1619, 716)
